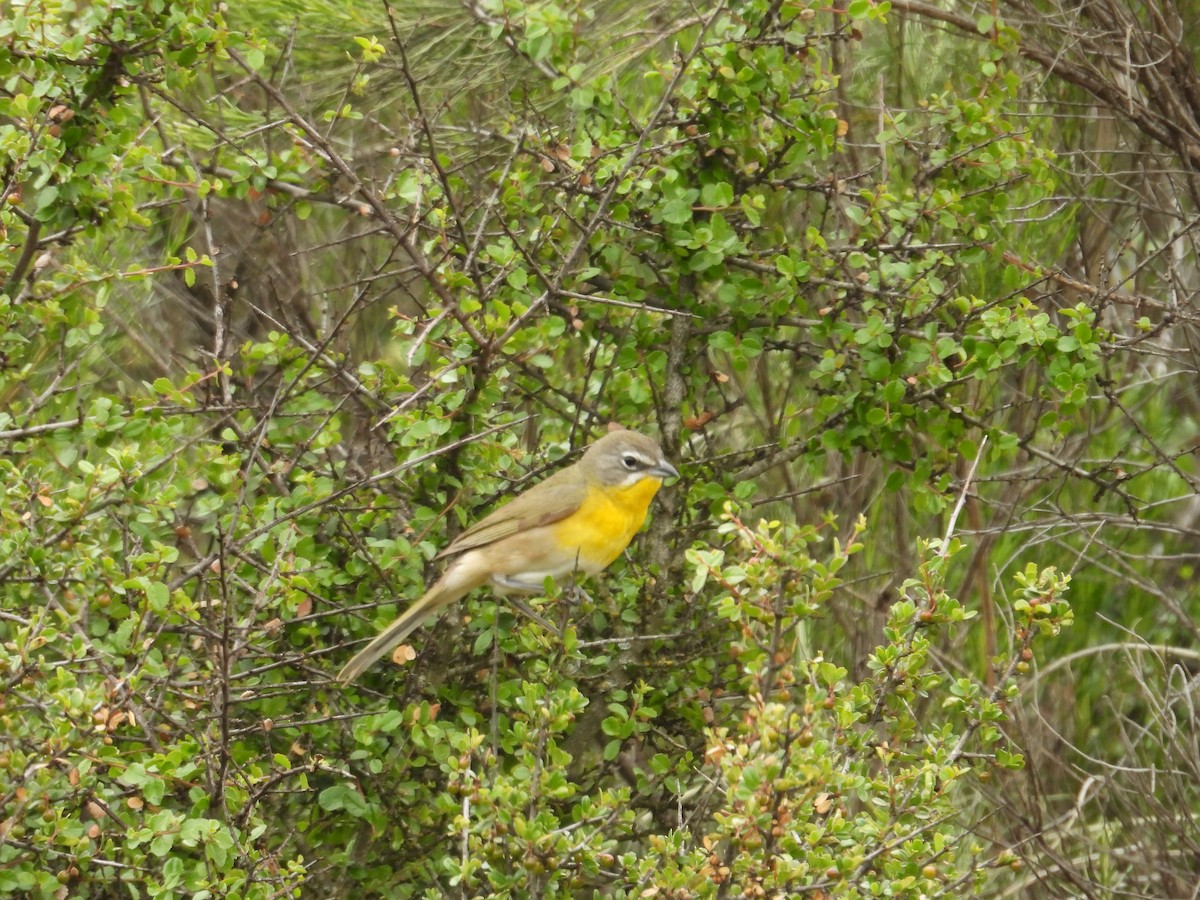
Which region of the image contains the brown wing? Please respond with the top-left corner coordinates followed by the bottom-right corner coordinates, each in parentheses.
top-left (435, 469), bottom-right (587, 559)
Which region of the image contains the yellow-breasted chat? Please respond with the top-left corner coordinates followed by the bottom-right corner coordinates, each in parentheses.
top-left (336, 428), bottom-right (679, 683)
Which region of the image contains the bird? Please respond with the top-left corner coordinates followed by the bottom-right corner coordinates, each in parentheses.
top-left (336, 427), bottom-right (679, 683)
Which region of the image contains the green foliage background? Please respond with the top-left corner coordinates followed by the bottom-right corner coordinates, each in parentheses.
top-left (1, 0), bottom-right (1196, 896)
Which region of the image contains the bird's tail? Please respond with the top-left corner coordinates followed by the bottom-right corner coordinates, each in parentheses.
top-left (336, 567), bottom-right (482, 684)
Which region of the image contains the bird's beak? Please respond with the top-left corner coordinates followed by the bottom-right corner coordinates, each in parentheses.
top-left (651, 460), bottom-right (680, 481)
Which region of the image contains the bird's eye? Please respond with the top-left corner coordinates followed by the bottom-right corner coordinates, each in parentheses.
top-left (622, 454), bottom-right (639, 469)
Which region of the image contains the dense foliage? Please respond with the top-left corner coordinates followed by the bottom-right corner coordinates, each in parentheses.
top-left (1, 0), bottom-right (1196, 896)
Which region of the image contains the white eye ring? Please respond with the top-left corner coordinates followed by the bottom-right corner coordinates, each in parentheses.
top-left (622, 454), bottom-right (639, 469)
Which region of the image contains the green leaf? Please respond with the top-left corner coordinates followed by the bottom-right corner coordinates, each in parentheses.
top-left (700, 181), bottom-right (734, 207)
top-left (146, 582), bottom-right (170, 613)
top-left (660, 198), bottom-right (693, 224)
top-left (708, 331), bottom-right (737, 352)
top-left (318, 784), bottom-right (370, 817)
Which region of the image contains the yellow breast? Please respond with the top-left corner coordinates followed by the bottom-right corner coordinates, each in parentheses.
top-left (553, 477), bottom-right (663, 572)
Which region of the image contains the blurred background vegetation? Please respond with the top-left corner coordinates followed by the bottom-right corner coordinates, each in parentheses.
top-left (1, 0), bottom-right (1197, 896)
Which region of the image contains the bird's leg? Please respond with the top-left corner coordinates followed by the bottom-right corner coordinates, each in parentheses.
top-left (491, 574), bottom-right (557, 632)
top-left (553, 577), bottom-right (595, 640)
top-left (507, 596), bottom-right (556, 633)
